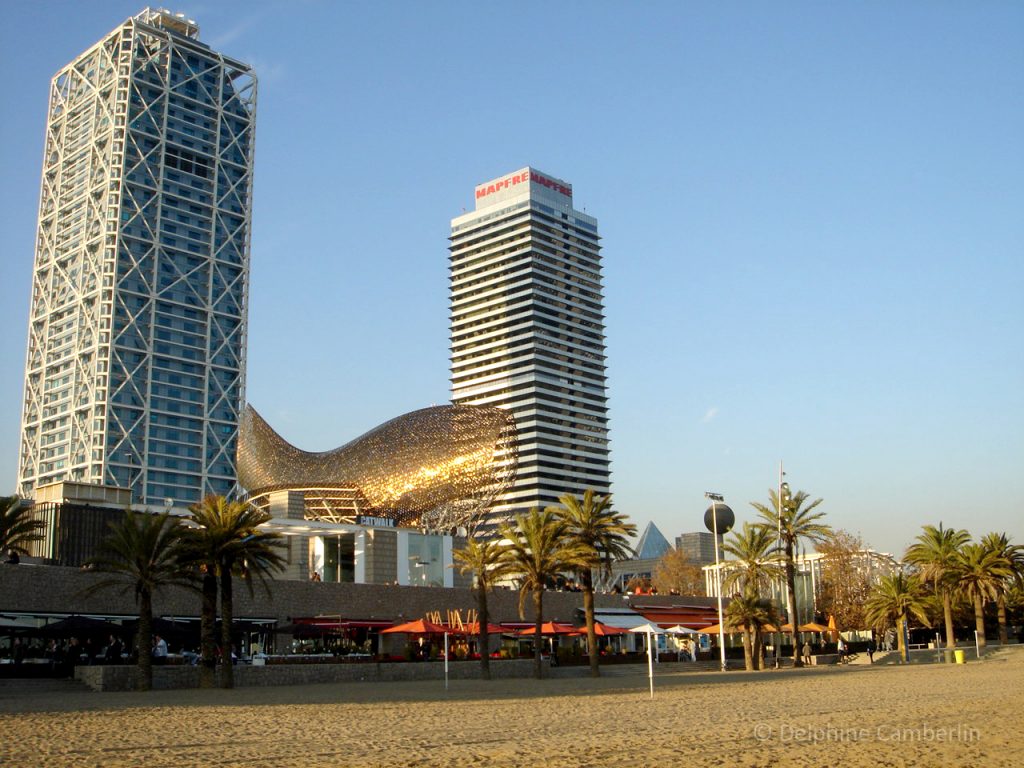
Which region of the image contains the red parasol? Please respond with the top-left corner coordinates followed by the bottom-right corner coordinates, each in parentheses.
top-left (381, 619), bottom-right (451, 634)
top-left (516, 621), bottom-right (577, 636)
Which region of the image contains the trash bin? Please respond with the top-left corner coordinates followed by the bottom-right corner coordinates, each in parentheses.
top-left (954, 649), bottom-right (965, 664)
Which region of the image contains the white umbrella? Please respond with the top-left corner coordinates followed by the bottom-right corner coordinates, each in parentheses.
top-left (628, 622), bottom-right (666, 635)
top-left (629, 623), bottom-right (664, 697)
top-left (664, 625), bottom-right (699, 635)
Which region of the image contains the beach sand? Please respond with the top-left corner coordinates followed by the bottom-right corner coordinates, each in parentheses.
top-left (1, 648), bottom-right (1021, 767)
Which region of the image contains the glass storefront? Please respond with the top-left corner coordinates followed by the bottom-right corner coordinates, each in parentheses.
top-left (407, 533), bottom-right (443, 587)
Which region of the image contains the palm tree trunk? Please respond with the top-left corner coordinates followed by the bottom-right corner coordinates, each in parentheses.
top-left (199, 571), bottom-right (217, 689)
top-left (974, 594), bottom-right (986, 648)
top-left (582, 571), bottom-right (599, 678)
top-left (996, 594), bottom-right (1008, 645)
top-left (942, 590), bottom-right (956, 649)
top-left (752, 629), bottom-right (763, 671)
top-left (896, 614), bottom-right (907, 663)
top-left (137, 589), bottom-right (154, 691)
top-left (785, 540), bottom-right (802, 667)
top-left (533, 588), bottom-right (544, 680)
top-left (741, 626), bottom-right (753, 671)
top-left (220, 568), bottom-right (234, 689)
top-left (477, 585), bottom-right (490, 680)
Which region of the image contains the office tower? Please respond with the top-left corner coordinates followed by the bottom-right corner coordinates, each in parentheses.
top-left (18, 9), bottom-right (256, 505)
top-left (675, 532), bottom-right (723, 567)
top-left (449, 168), bottom-right (610, 529)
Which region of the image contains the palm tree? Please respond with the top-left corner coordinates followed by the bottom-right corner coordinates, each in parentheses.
top-left (953, 542), bottom-right (1013, 648)
top-left (865, 572), bottom-right (931, 662)
top-left (980, 533), bottom-right (1024, 645)
top-left (752, 487), bottom-right (830, 667)
top-left (720, 522), bottom-right (783, 670)
top-left (551, 490), bottom-right (636, 678)
top-left (725, 592), bottom-right (778, 671)
top-left (721, 522), bottom-right (783, 596)
top-left (498, 507), bottom-right (583, 679)
top-left (82, 511), bottom-right (191, 690)
top-left (183, 496), bottom-right (286, 689)
top-left (0, 495), bottom-right (45, 557)
top-left (904, 523), bottom-right (971, 649)
top-left (454, 535), bottom-right (513, 679)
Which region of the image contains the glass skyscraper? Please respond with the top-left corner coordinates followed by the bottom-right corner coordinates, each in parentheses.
top-left (18, 9), bottom-right (256, 505)
top-left (449, 168), bottom-right (610, 530)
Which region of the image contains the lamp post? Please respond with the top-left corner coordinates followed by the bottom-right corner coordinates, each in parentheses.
top-left (704, 492), bottom-right (735, 672)
top-left (776, 462), bottom-right (789, 663)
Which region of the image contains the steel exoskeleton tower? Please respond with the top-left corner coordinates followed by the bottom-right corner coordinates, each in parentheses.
top-left (18, 9), bottom-right (256, 506)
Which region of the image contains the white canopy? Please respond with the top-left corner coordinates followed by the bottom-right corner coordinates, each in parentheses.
top-left (629, 622), bottom-right (667, 635)
top-left (664, 625), bottom-right (700, 635)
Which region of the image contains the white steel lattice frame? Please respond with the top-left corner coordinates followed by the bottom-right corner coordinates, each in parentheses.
top-left (19, 10), bottom-right (256, 505)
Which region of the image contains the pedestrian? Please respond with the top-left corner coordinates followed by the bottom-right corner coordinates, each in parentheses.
top-left (152, 634), bottom-right (168, 664)
top-left (802, 640), bottom-right (812, 666)
top-left (866, 639), bottom-right (875, 664)
top-left (837, 637), bottom-right (847, 664)
top-left (104, 634), bottom-right (123, 664)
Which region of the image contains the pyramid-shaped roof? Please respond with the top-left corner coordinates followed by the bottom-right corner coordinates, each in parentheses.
top-left (633, 521), bottom-right (672, 560)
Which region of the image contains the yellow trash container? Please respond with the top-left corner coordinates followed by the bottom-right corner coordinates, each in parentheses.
top-left (954, 649), bottom-right (965, 664)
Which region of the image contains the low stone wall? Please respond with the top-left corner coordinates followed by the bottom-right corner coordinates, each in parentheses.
top-left (77, 658), bottom-right (546, 692)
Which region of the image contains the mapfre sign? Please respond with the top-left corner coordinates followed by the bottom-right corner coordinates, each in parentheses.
top-left (475, 170), bottom-right (571, 201)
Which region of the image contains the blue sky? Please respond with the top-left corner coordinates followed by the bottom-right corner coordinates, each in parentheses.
top-left (1, 1), bottom-right (1021, 556)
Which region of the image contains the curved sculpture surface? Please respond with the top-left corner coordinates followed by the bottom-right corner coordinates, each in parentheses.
top-left (237, 404), bottom-right (517, 532)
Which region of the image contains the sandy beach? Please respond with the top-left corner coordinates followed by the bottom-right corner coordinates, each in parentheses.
top-left (1, 648), bottom-right (1021, 767)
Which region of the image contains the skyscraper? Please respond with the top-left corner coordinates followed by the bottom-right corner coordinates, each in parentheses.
top-left (449, 168), bottom-right (610, 529)
top-left (18, 9), bottom-right (256, 506)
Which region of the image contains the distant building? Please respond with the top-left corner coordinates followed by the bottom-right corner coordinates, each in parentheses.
top-left (18, 9), bottom-right (256, 506)
top-left (449, 168), bottom-right (610, 531)
top-left (703, 549), bottom-right (900, 623)
top-left (606, 522), bottom-right (672, 592)
top-left (675, 531), bottom-right (723, 567)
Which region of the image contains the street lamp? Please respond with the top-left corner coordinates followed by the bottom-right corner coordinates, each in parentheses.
top-left (704, 492), bottom-right (735, 672)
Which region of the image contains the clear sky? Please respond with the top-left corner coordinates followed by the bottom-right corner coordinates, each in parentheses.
top-left (1, 1), bottom-right (1021, 557)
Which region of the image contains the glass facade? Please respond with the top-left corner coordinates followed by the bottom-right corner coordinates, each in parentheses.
top-left (18, 10), bottom-right (256, 506)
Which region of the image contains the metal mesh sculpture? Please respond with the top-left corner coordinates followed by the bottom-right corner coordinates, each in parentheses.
top-left (237, 404), bottom-right (517, 532)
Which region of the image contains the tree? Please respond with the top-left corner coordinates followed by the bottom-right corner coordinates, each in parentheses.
top-left (0, 496), bottom-right (45, 556)
top-left (183, 496), bottom-right (286, 689)
top-left (980, 533), bottom-right (1024, 645)
top-left (904, 523), bottom-right (971, 649)
top-left (816, 529), bottom-right (874, 632)
top-left (551, 490), bottom-right (636, 677)
top-left (720, 522), bottom-right (783, 670)
top-left (454, 536), bottom-right (513, 680)
top-left (752, 487), bottom-right (830, 667)
top-left (652, 548), bottom-right (705, 597)
top-left (865, 572), bottom-right (931, 662)
top-left (725, 592), bottom-right (778, 671)
top-left (953, 542), bottom-right (1013, 648)
top-left (83, 511), bottom-right (191, 690)
top-left (720, 522), bottom-right (783, 597)
top-left (498, 507), bottom-right (583, 679)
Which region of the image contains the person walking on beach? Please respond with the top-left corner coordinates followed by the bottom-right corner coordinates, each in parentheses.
top-left (802, 641), bottom-right (812, 666)
top-left (866, 640), bottom-right (875, 664)
top-left (837, 637), bottom-right (847, 664)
